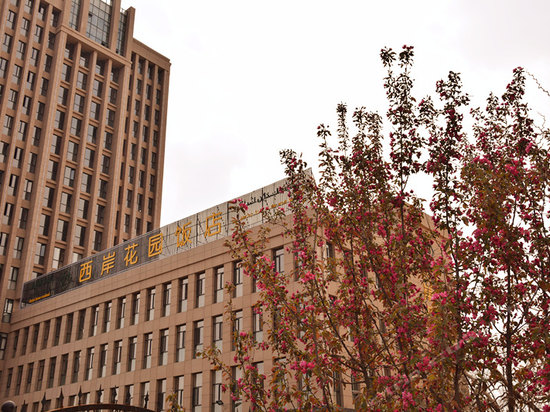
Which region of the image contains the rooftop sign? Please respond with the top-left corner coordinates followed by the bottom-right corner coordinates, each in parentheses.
top-left (21, 176), bottom-right (291, 305)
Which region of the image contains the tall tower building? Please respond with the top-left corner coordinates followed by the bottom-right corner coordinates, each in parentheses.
top-left (0, 0), bottom-right (169, 336)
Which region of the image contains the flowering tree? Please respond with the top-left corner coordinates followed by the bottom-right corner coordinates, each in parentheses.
top-left (204, 46), bottom-right (550, 411)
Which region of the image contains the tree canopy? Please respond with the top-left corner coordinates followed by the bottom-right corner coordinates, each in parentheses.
top-left (205, 46), bottom-right (550, 412)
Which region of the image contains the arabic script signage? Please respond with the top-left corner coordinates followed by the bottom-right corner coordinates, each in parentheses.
top-left (22, 176), bottom-right (292, 305)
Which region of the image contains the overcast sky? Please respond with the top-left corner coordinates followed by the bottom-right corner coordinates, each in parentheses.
top-left (121, 0), bottom-right (550, 226)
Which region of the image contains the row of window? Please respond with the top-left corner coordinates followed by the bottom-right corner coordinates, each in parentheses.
top-left (4, 329), bottom-right (257, 412)
top-left (3, 250), bottom-right (283, 350)
top-left (4, 367), bottom-right (249, 412)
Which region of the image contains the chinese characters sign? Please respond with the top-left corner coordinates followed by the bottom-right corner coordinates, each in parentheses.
top-left (21, 177), bottom-right (291, 305)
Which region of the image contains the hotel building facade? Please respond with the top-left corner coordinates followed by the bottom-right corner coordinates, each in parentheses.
top-left (0, 0), bottom-right (170, 384)
top-left (0, 178), bottom-right (318, 411)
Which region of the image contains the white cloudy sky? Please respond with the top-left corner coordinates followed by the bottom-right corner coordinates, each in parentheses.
top-left (121, 0), bottom-right (550, 226)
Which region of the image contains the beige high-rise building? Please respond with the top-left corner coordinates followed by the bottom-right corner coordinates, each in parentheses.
top-left (0, 0), bottom-right (170, 355)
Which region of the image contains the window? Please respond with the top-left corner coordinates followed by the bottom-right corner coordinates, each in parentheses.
top-left (112, 340), bottom-right (122, 374)
top-left (117, 297), bottom-right (126, 329)
top-left (98, 179), bottom-right (108, 198)
top-left (27, 152), bottom-right (37, 173)
top-left (35, 243), bottom-right (46, 265)
top-left (65, 313), bottom-right (73, 343)
top-left (0, 142), bottom-right (8, 163)
top-left (0, 233), bottom-right (8, 256)
top-left (93, 79), bottom-right (103, 97)
top-left (46, 161), bottom-right (58, 183)
top-left (8, 267), bottom-right (18, 290)
top-left (274, 248), bottom-right (284, 273)
top-left (231, 367), bottom-right (242, 412)
top-left (74, 225), bottom-right (86, 248)
top-left (110, 387), bottom-right (118, 404)
top-left (63, 166), bottom-right (75, 187)
top-left (48, 32), bottom-right (55, 49)
top-left (87, 124), bottom-right (98, 143)
top-left (13, 237), bottom-right (24, 259)
top-left (7, 10), bottom-right (17, 29)
top-left (17, 120), bottom-right (28, 140)
top-left (3, 203), bottom-right (14, 225)
top-left (77, 198), bottom-right (89, 219)
top-left (71, 351), bottom-right (80, 383)
top-left (50, 134), bottom-right (62, 155)
top-left (253, 307), bottom-right (263, 342)
top-left (20, 327), bottom-right (29, 355)
top-left (23, 180), bottom-right (32, 200)
top-left (3, 115), bottom-right (14, 135)
top-left (143, 333), bottom-right (152, 368)
top-left (76, 71), bottom-right (87, 89)
top-left (31, 324), bottom-right (40, 353)
top-left (104, 131), bottom-right (112, 149)
top-left (162, 283), bottom-right (171, 317)
top-left (76, 310), bottom-right (86, 340)
top-left (12, 65), bottom-right (22, 85)
top-left (131, 292), bottom-right (140, 325)
top-left (196, 272), bottom-right (205, 308)
top-left (73, 93), bottom-right (84, 112)
top-left (212, 370), bottom-right (223, 412)
top-left (213, 315), bottom-right (223, 350)
top-left (84, 347), bottom-right (94, 380)
top-left (16, 40), bottom-right (26, 59)
top-left (33, 25), bottom-right (43, 43)
top-left (126, 189), bottom-right (133, 207)
top-left (25, 362), bottom-right (34, 392)
top-left (174, 375), bottom-right (185, 408)
top-left (156, 379), bottom-right (166, 412)
top-left (102, 155), bottom-right (110, 174)
top-left (0, 58), bottom-right (7, 78)
top-left (59, 192), bottom-right (72, 214)
top-left (98, 344), bottom-right (107, 378)
top-left (89, 305), bottom-right (99, 337)
top-left (2, 299), bottom-right (14, 323)
top-left (214, 267), bottom-right (224, 303)
top-left (54, 110), bottom-right (65, 129)
top-left (103, 301), bottom-right (112, 333)
top-left (51, 9), bottom-right (60, 27)
top-left (34, 359), bottom-right (46, 391)
top-left (146, 287), bottom-right (155, 321)
top-left (67, 140), bottom-right (79, 162)
top-left (2, 34), bottom-right (13, 53)
top-left (70, 116), bottom-right (82, 136)
top-left (193, 320), bottom-right (203, 358)
top-left (52, 247), bottom-right (64, 269)
top-left (159, 329), bottom-right (168, 366)
top-left (127, 336), bottom-right (137, 371)
top-left (233, 262), bottom-right (243, 297)
top-left (192, 373), bottom-right (202, 412)
top-left (53, 317), bottom-right (61, 346)
top-left (56, 219), bottom-right (68, 241)
top-left (18, 208), bottom-right (28, 230)
top-left (124, 384), bottom-right (134, 405)
top-left (81, 173), bottom-right (91, 193)
top-left (232, 310), bottom-right (243, 351)
top-left (176, 324), bottom-right (185, 362)
top-left (84, 147), bottom-right (94, 168)
top-left (90, 101), bottom-right (100, 120)
top-left (47, 357), bottom-right (56, 388)
top-left (7, 89), bottom-right (18, 109)
top-left (94, 230), bottom-right (102, 250)
top-left (106, 109), bottom-right (115, 127)
top-left (36, 77), bottom-right (50, 94)
top-left (32, 126), bottom-right (41, 145)
top-left (109, 87), bottom-right (117, 104)
top-left (22, 95), bottom-right (32, 115)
